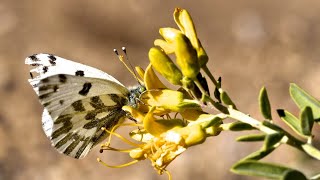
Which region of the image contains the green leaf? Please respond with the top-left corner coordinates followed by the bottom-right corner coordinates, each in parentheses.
top-left (259, 87), bottom-right (272, 120)
top-left (236, 134), bottom-right (266, 142)
top-left (290, 83), bottom-right (320, 120)
top-left (300, 106), bottom-right (314, 136)
top-left (228, 121), bottom-right (255, 131)
top-left (277, 109), bottom-right (305, 137)
top-left (231, 160), bottom-right (307, 180)
top-left (301, 144), bottom-right (320, 160)
top-left (213, 77), bottom-right (221, 102)
top-left (262, 120), bottom-right (285, 132)
top-left (220, 90), bottom-right (237, 109)
top-left (263, 133), bottom-right (284, 150)
top-left (241, 148), bottom-right (275, 161)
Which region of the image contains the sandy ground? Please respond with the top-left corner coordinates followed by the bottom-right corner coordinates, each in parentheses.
top-left (0, 1), bottom-right (320, 180)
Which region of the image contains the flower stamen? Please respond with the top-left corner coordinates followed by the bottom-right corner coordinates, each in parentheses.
top-left (97, 158), bottom-right (139, 168)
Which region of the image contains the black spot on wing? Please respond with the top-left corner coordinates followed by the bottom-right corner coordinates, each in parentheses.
top-left (43, 101), bottom-right (51, 107)
top-left (51, 119), bottom-right (73, 139)
top-left (29, 72), bottom-right (34, 79)
top-left (109, 94), bottom-right (127, 106)
top-left (75, 137), bottom-right (91, 159)
top-left (29, 55), bottom-right (38, 61)
top-left (42, 78), bottom-right (50, 83)
top-left (78, 82), bottom-right (92, 96)
top-left (48, 55), bottom-right (57, 65)
top-left (58, 74), bottom-right (67, 83)
top-left (39, 92), bottom-right (54, 99)
top-left (64, 134), bottom-right (81, 155)
top-left (38, 84), bottom-right (59, 92)
top-left (43, 66), bottom-right (48, 73)
top-left (54, 114), bottom-right (72, 124)
top-left (90, 96), bottom-right (106, 109)
top-left (75, 70), bottom-right (84, 76)
top-left (59, 100), bottom-right (64, 105)
top-left (55, 133), bottom-right (73, 148)
top-left (72, 100), bottom-right (86, 112)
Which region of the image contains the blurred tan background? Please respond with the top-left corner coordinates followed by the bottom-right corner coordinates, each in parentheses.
top-left (1, 0), bottom-right (320, 179)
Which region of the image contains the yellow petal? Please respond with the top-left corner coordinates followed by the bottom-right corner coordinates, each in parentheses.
top-left (144, 107), bottom-right (184, 137)
top-left (122, 106), bottom-right (145, 123)
top-left (159, 28), bottom-right (182, 43)
top-left (154, 39), bottom-right (175, 54)
top-left (141, 89), bottom-right (197, 112)
top-left (129, 129), bottom-right (154, 142)
top-left (148, 47), bottom-right (183, 85)
top-left (144, 64), bottom-right (167, 90)
top-left (173, 8), bottom-right (199, 49)
top-left (180, 108), bottom-right (205, 121)
top-left (170, 125), bottom-right (206, 146)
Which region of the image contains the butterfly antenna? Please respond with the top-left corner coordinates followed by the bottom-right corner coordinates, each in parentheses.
top-left (113, 47), bottom-right (143, 84)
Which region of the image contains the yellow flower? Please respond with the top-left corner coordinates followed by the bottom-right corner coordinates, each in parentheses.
top-left (98, 8), bottom-right (221, 179)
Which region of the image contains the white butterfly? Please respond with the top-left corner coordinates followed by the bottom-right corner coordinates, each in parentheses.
top-left (26, 53), bottom-right (145, 159)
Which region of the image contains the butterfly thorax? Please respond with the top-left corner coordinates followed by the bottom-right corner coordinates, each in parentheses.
top-left (127, 85), bottom-right (146, 108)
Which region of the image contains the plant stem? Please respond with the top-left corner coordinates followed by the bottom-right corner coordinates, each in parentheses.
top-left (202, 65), bottom-right (218, 87)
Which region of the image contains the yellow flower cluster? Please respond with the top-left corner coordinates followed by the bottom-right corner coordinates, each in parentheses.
top-left (99, 8), bottom-right (223, 176)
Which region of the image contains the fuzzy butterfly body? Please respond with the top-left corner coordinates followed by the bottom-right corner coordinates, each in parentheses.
top-left (26, 53), bottom-right (144, 159)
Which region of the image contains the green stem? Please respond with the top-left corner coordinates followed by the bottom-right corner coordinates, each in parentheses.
top-left (202, 65), bottom-right (218, 87)
top-left (227, 108), bottom-right (277, 134)
top-left (227, 108), bottom-right (306, 152)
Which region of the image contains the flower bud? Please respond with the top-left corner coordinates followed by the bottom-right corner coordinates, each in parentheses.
top-left (174, 8), bottom-right (199, 49)
top-left (149, 47), bottom-right (183, 85)
top-left (174, 8), bottom-right (208, 67)
top-left (174, 33), bottom-right (200, 79)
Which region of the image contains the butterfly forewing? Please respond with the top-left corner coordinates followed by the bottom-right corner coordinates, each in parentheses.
top-left (26, 54), bottom-right (130, 159)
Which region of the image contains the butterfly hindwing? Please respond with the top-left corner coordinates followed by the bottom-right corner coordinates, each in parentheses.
top-left (50, 94), bottom-right (127, 159)
top-left (26, 54), bottom-right (130, 159)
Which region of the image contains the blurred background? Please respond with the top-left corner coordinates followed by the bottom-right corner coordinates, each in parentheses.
top-left (1, 0), bottom-right (320, 179)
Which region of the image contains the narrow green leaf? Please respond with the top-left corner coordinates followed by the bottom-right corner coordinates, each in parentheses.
top-left (262, 120), bottom-right (285, 132)
top-left (241, 148), bottom-right (275, 161)
top-left (259, 87), bottom-right (272, 120)
top-left (231, 160), bottom-right (307, 180)
top-left (220, 90), bottom-right (237, 109)
top-left (300, 106), bottom-right (314, 136)
top-left (302, 144), bottom-right (320, 160)
top-left (277, 109), bottom-right (305, 137)
top-left (263, 133), bottom-right (284, 150)
top-left (290, 83), bottom-right (320, 120)
top-left (228, 121), bottom-right (255, 131)
top-left (236, 134), bottom-right (266, 142)
top-left (214, 77), bottom-right (221, 102)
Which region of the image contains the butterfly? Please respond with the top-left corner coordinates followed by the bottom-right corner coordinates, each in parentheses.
top-left (25, 53), bottom-right (145, 159)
